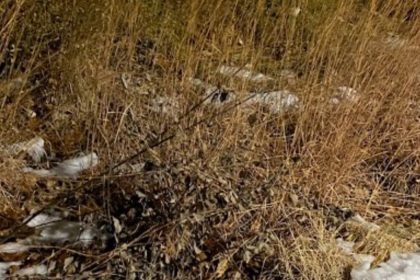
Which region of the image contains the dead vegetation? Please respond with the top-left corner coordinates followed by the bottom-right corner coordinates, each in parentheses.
top-left (0, 0), bottom-right (419, 279)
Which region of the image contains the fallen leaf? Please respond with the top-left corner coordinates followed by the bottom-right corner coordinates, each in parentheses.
top-left (215, 258), bottom-right (229, 278)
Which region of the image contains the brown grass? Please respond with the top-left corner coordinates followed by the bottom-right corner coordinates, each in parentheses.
top-left (0, 0), bottom-right (419, 279)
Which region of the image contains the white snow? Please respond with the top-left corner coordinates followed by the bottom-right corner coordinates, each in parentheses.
top-left (331, 86), bottom-right (359, 104)
top-left (78, 227), bottom-right (98, 246)
top-left (0, 212), bottom-right (103, 262)
top-left (0, 262), bottom-right (21, 280)
top-left (247, 90), bottom-right (299, 113)
top-left (32, 220), bottom-right (97, 245)
top-left (3, 137), bottom-right (46, 162)
top-left (352, 252), bottom-right (420, 280)
top-left (217, 65), bottom-right (273, 82)
top-left (190, 78), bottom-right (299, 113)
top-left (25, 213), bottom-right (62, 228)
top-left (336, 238), bottom-right (355, 254)
top-left (24, 152), bottom-right (98, 178)
top-left (51, 152), bottom-right (98, 177)
top-left (189, 78), bottom-right (234, 105)
top-left (0, 242), bottom-right (29, 254)
top-left (336, 239), bottom-right (420, 280)
top-left (14, 264), bottom-right (48, 277)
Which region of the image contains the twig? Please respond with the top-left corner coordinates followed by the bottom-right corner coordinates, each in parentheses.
top-left (0, 85), bottom-right (263, 245)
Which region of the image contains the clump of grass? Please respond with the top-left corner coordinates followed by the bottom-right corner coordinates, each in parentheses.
top-left (0, 0), bottom-right (419, 279)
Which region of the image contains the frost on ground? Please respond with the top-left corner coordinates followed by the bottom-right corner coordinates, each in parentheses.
top-left (24, 152), bottom-right (99, 178)
top-left (217, 65), bottom-right (274, 82)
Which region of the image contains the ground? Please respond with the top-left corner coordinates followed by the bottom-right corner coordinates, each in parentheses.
top-left (0, 1), bottom-right (419, 279)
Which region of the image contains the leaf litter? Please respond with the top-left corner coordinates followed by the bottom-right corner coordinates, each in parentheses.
top-left (0, 138), bottom-right (107, 279)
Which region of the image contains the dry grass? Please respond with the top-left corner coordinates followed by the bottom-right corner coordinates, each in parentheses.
top-left (0, 0), bottom-right (419, 279)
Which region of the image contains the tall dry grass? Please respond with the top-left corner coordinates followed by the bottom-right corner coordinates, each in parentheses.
top-left (0, 0), bottom-right (419, 279)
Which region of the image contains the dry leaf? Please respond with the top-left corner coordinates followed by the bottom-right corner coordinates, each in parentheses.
top-left (215, 258), bottom-right (229, 278)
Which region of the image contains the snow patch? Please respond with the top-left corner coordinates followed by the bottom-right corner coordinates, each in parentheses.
top-left (247, 90), bottom-right (299, 113)
top-left (352, 251), bottom-right (420, 280)
top-left (217, 65), bottom-right (273, 82)
top-left (189, 78), bottom-right (299, 113)
top-left (331, 86), bottom-right (359, 104)
top-left (26, 212), bottom-right (62, 228)
top-left (14, 264), bottom-right (48, 277)
top-left (336, 238), bottom-right (355, 255)
top-left (336, 239), bottom-right (420, 280)
top-left (24, 152), bottom-right (98, 178)
top-left (189, 78), bottom-right (234, 105)
top-left (0, 262), bottom-right (21, 280)
top-left (3, 137), bottom-right (46, 162)
top-left (0, 242), bottom-right (29, 254)
top-left (29, 220), bottom-right (99, 246)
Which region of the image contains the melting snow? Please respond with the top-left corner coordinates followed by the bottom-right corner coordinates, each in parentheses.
top-left (0, 262), bottom-right (21, 280)
top-left (24, 152), bottom-right (98, 178)
top-left (352, 251), bottom-right (420, 280)
top-left (217, 65), bottom-right (273, 82)
top-left (331, 86), bottom-right (359, 104)
top-left (25, 212), bottom-right (62, 228)
top-left (0, 212), bottom-right (104, 261)
top-left (336, 238), bottom-right (355, 255)
top-left (14, 264), bottom-right (48, 277)
top-left (189, 78), bottom-right (234, 105)
top-left (247, 90), bottom-right (299, 113)
top-left (337, 239), bottom-right (420, 280)
top-left (27, 219), bottom-right (99, 246)
top-left (0, 242), bottom-right (29, 254)
top-left (190, 78), bottom-right (299, 113)
top-left (3, 137), bottom-right (46, 162)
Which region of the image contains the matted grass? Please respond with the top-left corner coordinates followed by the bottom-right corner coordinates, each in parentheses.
top-left (0, 0), bottom-right (419, 279)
